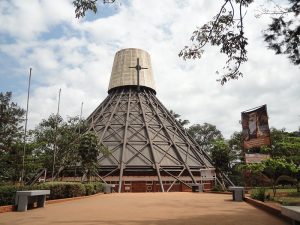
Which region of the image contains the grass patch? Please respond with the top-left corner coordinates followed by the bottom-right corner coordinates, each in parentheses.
top-left (249, 188), bottom-right (300, 205)
top-left (249, 188), bottom-right (298, 195)
top-left (273, 196), bottom-right (300, 206)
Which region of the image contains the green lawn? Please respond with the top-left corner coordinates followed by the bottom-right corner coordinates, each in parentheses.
top-left (249, 187), bottom-right (298, 194)
top-left (266, 188), bottom-right (298, 193)
top-left (249, 188), bottom-right (300, 206)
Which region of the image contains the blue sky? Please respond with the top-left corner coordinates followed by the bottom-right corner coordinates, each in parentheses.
top-left (0, 0), bottom-right (299, 137)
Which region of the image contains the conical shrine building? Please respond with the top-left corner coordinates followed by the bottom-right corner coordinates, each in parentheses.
top-left (87, 48), bottom-right (216, 192)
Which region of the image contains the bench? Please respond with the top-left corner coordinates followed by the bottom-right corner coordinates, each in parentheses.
top-left (228, 186), bottom-right (244, 202)
top-left (281, 206), bottom-right (300, 225)
top-left (191, 184), bottom-right (203, 193)
top-left (104, 184), bottom-right (115, 194)
top-left (15, 190), bottom-right (50, 212)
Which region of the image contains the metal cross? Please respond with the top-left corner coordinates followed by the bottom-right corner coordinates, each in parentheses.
top-left (129, 58), bottom-right (148, 92)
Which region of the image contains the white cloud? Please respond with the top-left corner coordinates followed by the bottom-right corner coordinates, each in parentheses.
top-left (0, 0), bottom-right (75, 40)
top-left (1, 0), bottom-right (299, 138)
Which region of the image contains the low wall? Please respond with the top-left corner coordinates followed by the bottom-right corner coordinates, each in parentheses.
top-left (244, 197), bottom-right (291, 223)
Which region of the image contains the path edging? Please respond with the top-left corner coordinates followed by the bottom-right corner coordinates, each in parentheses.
top-left (205, 191), bottom-right (292, 223)
top-left (204, 191), bottom-right (232, 195)
top-left (244, 196), bottom-right (291, 223)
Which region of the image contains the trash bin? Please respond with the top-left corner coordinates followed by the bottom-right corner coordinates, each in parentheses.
top-left (228, 186), bottom-right (244, 201)
top-left (191, 184), bottom-right (203, 192)
top-left (104, 184), bottom-right (115, 194)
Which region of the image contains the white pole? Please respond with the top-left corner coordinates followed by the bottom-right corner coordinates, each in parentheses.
top-left (21, 68), bottom-right (32, 183)
top-left (75, 102), bottom-right (84, 178)
top-left (79, 102), bottom-right (83, 134)
top-left (52, 88), bottom-right (61, 181)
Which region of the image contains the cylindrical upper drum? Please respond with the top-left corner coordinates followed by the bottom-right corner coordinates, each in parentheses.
top-left (108, 48), bottom-right (156, 93)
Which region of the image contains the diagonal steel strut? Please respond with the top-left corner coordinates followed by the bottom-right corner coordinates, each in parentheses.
top-left (118, 89), bottom-right (132, 192)
top-left (138, 91), bottom-right (165, 192)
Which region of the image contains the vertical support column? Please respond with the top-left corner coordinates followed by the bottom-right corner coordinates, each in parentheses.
top-left (118, 89), bottom-right (132, 193)
top-left (138, 91), bottom-right (165, 192)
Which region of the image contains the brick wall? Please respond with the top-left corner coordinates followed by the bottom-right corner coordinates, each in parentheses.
top-left (110, 180), bottom-right (215, 192)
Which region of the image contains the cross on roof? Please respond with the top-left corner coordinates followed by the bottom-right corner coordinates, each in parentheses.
top-left (129, 58), bottom-right (148, 92)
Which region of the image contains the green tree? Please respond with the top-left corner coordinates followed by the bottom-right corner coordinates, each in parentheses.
top-left (260, 128), bottom-right (300, 165)
top-left (179, 0), bottom-right (299, 84)
top-left (211, 139), bottom-right (238, 189)
top-left (169, 110), bottom-right (190, 127)
top-left (272, 129), bottom-right (300, 164)
top-left (32, 114), bottom-right (87, 179)
top-left (211, 139), bottom-right (232, 173)
top-left (188, 123), bottom-right (223, 154)
top-left (228, 131), bottom-right (244, 161)
top-left (0, 92), bottom-right (25, 182)
top-left (0, 92), bottom-right (25, 152)
top-left (73, 0), bottom-right (116, 18)
top-left (240, 158), bottom-right (299, 197)
top-left (0, 141), bottom-right (23, 182)
top-left (15, 140), bottom-right (45, 183)
top-left (263, 0), bottom-right (300, 66)
top-left (78, 132), bottom-right (102, 182)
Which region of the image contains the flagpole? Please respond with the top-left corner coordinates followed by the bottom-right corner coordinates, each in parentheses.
top-left (21, 68), bottom-right (32, 183)
top-left (52, 88), bottom-right (61, 181)
top-left (79, 102), bottom-right (83, 134)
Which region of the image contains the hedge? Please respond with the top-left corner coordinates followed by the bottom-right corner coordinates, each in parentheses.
top-left (0, 185), bottom-right (30, 206)
top-left (0, 182), bottom-right (104, 206)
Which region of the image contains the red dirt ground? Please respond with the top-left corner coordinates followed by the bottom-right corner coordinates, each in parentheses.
top-left (0, 192), bottom-right (289, 225)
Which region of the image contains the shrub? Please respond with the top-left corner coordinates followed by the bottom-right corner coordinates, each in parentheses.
top-left (0, 185), bottom-right (29, 206)
top-left (93, 182), bottom-right (104, 193)
top-left (0, 182), bottom-right (104, 206)
top-left (35, 182), bottom-right (85, 199)
top-left (84, 183), bottom-right (95, 195)
top-left (211, 185), bottom-right (223, 192)
top-left (84, 182), bottom-right (104, 195)
top-left (251, 187), bottom-right (266, 202)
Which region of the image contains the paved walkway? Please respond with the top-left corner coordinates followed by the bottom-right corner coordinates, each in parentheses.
top-left (0, 193), bottom-right (288, 225)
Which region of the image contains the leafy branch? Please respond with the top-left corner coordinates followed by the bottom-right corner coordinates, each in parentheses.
top-left (179, 0), bottom-right (253, 85)
top-left (73, 0), bottom-right (116, 19)
top-left (263, 0), bottom-right (300, 65)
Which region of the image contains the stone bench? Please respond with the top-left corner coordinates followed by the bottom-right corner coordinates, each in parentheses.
top-left (281, 206), bottom-right (300, 225)
top-left (15, 190), bottom-right (50, 212)
top-left (228, 186), bottom-right (244, 202)
top-left (191, 184), bottom-right (203, 193)
top-left (104, 184), bottom-right (115, 194)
